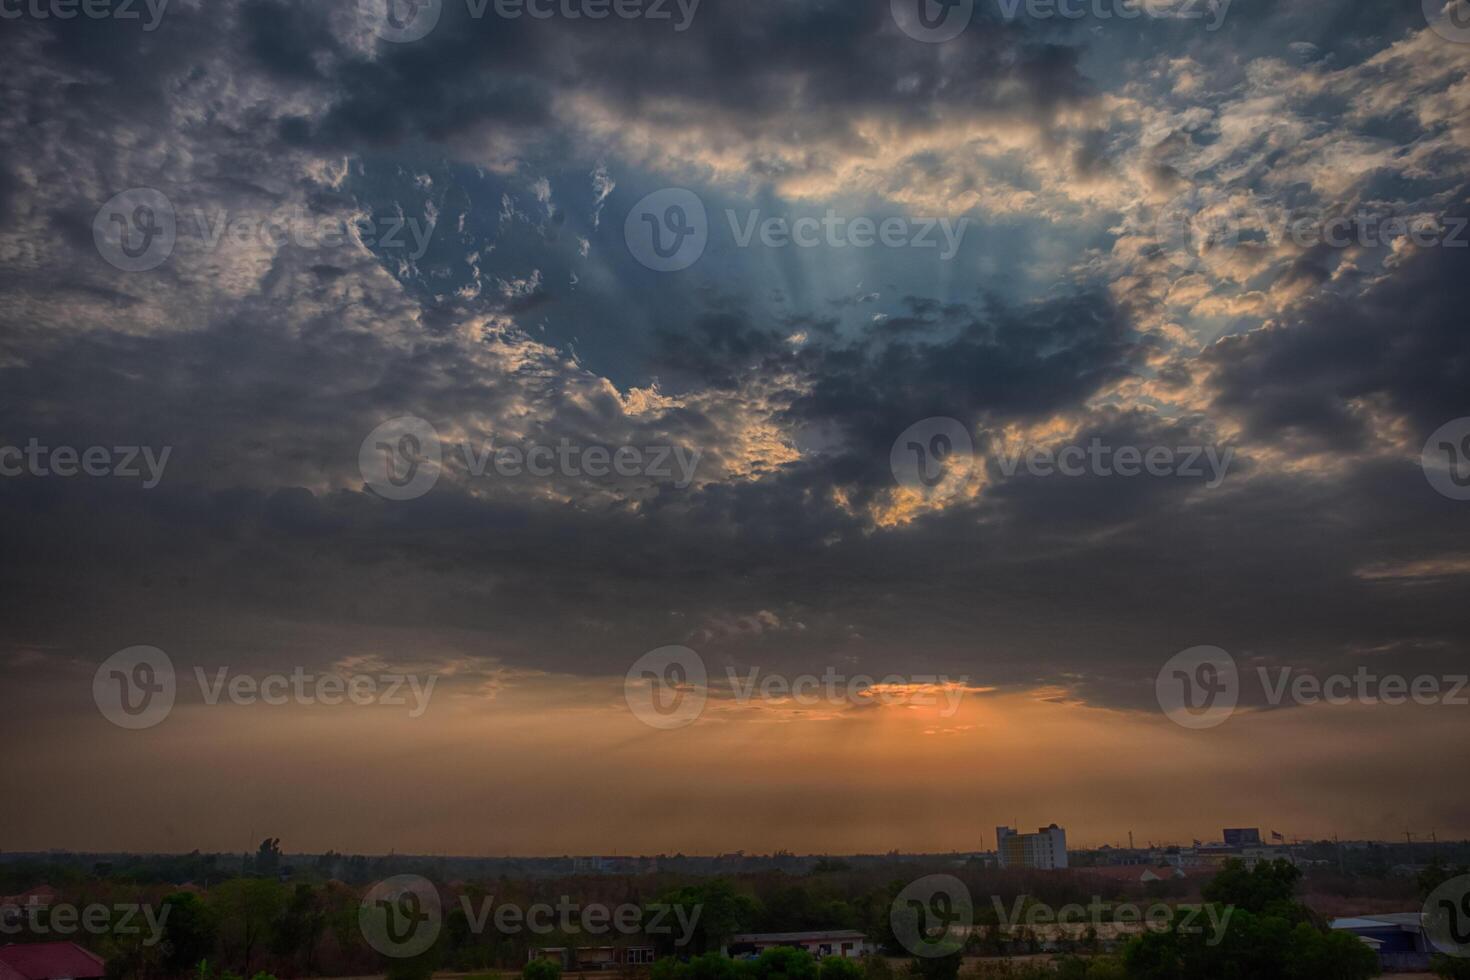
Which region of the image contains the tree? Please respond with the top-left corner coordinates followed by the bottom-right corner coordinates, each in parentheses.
top-left (652, 952), bottom-right (744, 980)
top-left (252, 840), bottom-right (283, 879)
top-left (271, 884), bottom-right (326, 973)
top-left (650, 879), bottom-right (761, 955)
top-left (818, 957), bottom-right (862, 980)
top-left (747, 947), bottom-right (818, 980)
top-left (524, 958), bottom-right (563, 980)
top-left (161, 892), bottom-right (219, 977)
top-left (905, 951), bottom-right (961, 980)
top-left (1432, 953), bottom-right (1470, 979)
top-left (1201, 859), bottom-right (1303, 920)
top-left (211, 878), bottom-right (287, 975)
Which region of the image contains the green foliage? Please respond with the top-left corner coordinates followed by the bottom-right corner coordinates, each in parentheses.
top-left (1122, 904), bottom-right (1379, 980)
top-left (1432, 953), bottom-right (1470, 979)
top-left (905, 950), bottom-right (961, 980)
top-left (651, 879), bottom-right (762, 954)
top-left (208, 877), bottom-right (287, 976)
top-left (523, 957), bottom-right (563, 980)
top-left (1200, 860), bottom-right (1303, 920)
top-left (653, 952), bottom-right (746, 980)
top-left (862, 953), bottom-right (893, 980)
top-left (748, 946), bottom-right (819, 980)
top-left (1050, 958), bottom-right (1127, 980)
top-left (819, 956), bottom-right (863, 980)
top-left (161, 892), bottom-right (219, 976)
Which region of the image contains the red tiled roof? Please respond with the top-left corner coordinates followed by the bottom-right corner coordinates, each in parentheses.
top-left (0, 943), bottom-right (107, 980)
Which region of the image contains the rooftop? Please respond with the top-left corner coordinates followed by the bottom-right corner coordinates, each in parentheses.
top-left (0, 943), bottom-right (107, 980)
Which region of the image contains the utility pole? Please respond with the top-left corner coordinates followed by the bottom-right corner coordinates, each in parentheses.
top-left (1405, 831), bottom-right (1415, 867)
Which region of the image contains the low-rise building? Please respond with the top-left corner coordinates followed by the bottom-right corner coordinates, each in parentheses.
top-left (1330, 914), bottom-right (1434, 973)
top-left (996, 825), bottom-right (1068, 870)
top-left (530, 945), bottom-right (658, 970)
top-left (725, 930), bottom-right (870, 959)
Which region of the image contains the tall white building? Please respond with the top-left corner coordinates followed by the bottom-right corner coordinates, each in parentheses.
top-left (996, 824), bottom-right (1068, 869)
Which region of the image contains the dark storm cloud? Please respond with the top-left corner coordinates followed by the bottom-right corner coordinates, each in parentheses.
top-left (0, 0), bottom-right (1467, 739)
top-left (295, 0), bottom-right (1096, 154)
top-left (1204, 208), bottom-right (1470, 453)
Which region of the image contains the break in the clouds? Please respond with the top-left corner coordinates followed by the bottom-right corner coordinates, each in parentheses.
top-left (1, 0), bottom-right (1468, 851)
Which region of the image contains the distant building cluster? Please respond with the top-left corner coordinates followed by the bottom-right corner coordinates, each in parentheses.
top-left (995, 825), bottom-right (1068, 870)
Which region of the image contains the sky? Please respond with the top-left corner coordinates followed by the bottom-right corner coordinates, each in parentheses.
top-left (1, 0), bottom-right (1468, 856)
